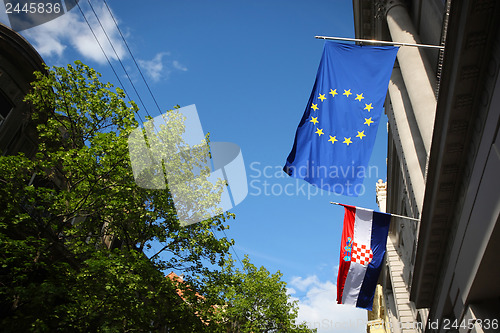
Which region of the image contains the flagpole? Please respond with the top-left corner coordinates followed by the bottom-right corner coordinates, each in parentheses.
top-left (315, 36), bottom-right (444, 50)
top-left (330, 202), bottom-right (421, 222)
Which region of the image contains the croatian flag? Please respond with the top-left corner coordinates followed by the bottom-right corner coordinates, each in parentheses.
top-left (337, 204), bottom-right (391, 310)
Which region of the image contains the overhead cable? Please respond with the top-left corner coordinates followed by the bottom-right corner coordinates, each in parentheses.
top-left (101, 0), bottom-right (163, 114)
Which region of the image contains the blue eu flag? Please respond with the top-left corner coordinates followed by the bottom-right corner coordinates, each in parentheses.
top-left (283, 42), bottom-right (398, 196)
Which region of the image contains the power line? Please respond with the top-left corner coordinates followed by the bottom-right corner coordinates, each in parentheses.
top-left (72, 0), bottom-right (156, 194)
top-left (75, 0), bottom-right (166, 140)
top-left (74, 1), bottom-right (132, 105)
top-left (101, 0), bottom-right (163, 114)
top-left (90, 3), bottom-right (247, 271)
top-left (75, 1), bottom-right (246, 274)
top-left (220, 227), bottom-right (245, 270)
top-left (210, 225), bottom-right (245, 272)
top-left (79, 0), bottom-right (153, 121)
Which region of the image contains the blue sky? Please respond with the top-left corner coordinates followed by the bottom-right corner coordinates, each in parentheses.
top-left (2, 1), bottom-right (389, 331)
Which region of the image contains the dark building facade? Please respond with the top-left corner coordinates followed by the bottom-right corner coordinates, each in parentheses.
top-left (0, 22), bottom-right (45, 157)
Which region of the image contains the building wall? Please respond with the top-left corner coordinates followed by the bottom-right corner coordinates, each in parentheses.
top-left (0, 23), bottom-right (45, 157)
top-left (355, 0), bottom-right (445, 331)
top-left (355, 0), bottom-right (500, 332)
top-left (410, 0), bottom-right (500, 329)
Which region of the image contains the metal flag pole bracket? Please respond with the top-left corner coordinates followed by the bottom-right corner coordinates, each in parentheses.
top-left (330, 202), bottom-right (421, 222)
top-left (315, 36), bottom-right (445, 50)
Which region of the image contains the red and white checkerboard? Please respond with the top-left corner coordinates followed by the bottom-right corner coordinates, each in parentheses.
top-left (351, 242), bottom-right (373, 266)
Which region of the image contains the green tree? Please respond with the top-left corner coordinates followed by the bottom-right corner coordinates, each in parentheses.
top-left (204, 256), bottom-right (316, 333)
top-left (0, 61), bottom-right (232, 332)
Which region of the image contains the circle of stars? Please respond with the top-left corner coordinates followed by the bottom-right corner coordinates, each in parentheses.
top-left (308, 88), bottom-right (376, 146)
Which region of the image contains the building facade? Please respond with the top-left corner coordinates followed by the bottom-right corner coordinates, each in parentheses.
top-left (354, 1), bottom-right (500, 332)
top-left (0, 23), bottom-right (45, 157)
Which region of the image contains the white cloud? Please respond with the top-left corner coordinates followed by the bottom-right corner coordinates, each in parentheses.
top-left (172, 60), bottom-right (188, 72)
top-left (138, 53), bottom-right (188, 82)
top-left (20, 2), bottom-right (186, 83)
top-left (290, 275), bottom-right (321, 292)
top-left (71, 4), bottom-right (126, 63)
top-left (138, 52), bottom-right (169, 82)
top-left (22, 1), bottom-right (126, 64)
top-left (288, 274), bottom-right (368, 333)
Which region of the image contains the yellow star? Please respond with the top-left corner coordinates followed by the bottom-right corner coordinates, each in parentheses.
top-left (355, 94), bottom-right (364, 101)
top-left (311, 103), bottom-right (319, 111)
top-left (364, 117), bottom-right (374, 126)
top-left (356, 131), bottom-right (366, 139)
top-left (364, 103), bottom-right (373, 112)
top-left (343, 89), bottom-right (352, 97)
top-left (310, 116), bottom-right (319, 125)
top-left (315, 128), bottom-right (324, 137)
top-left (318, 94), bottom-right (326, 102)
top-left (328, 135), bottom-right (338, 144)
top-left (343, 137), bottom-right (353, 146)
top-left (329, 89), bottom-right (338, 97)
